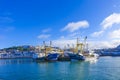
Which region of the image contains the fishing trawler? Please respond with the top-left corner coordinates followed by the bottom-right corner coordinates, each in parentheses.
top-left (32, 42), bottom-right (46, 61)
top-left (63, 38), bottom-right (86, 61)
top-left (32, 52), bottom-right (46, 61)
top-left (33, 41), bottom-right (61, 61)
top-left (80, 36), bottom-right (99, 60)
top-left (66, 52), bottom-right (85, 61)
top-left (64, 37), bottom-right (99, 61)
top-left (46, 52), bottom-right (60, 61)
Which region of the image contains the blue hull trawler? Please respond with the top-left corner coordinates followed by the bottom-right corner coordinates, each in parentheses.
top-left (63, 51), bottom-right (85, 61)
top-left (46, 53), bottom-right (60, 61)
top-left (32, 41), bottom-right (61, 61)
top-left (33, 52), bottom-right (60, 61)
top-left (67, 53), bottom-right (85, 61)
top-left (63, 37), bottom-right (99, 61)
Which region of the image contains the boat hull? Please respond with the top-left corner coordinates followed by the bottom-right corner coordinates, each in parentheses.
top-left (46, 53), bottom-right (60, 61)
top-left (67, 53), bottom-right (85, 61)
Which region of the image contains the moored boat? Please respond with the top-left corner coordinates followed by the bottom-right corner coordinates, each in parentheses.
top-left (67, 52), bottom-right (85, 61)
top-left (83, 50), bottom-right (99, 60)
top-left (46, 52), bottom-right (60, 61)
top-left (32, 52), bottom-right (46, 61)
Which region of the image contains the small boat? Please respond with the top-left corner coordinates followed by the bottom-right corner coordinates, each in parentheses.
top-left (85, 50), bottom-right (99, 59)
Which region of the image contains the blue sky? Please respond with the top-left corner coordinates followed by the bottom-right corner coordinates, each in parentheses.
top-left (0, 0), bottom-right (120, 49)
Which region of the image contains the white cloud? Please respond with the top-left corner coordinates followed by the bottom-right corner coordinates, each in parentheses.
top-left (69, 33), bottom-right (77, 37)
top-left (60, 36), bottom-right (65, 39)
top-left (50, 39), bottom-right (119, 49)
top-left (112, 39), bottom-right (120, 46)
top-left (52, 39), bottom-right (76, 48)
top-left (38, 34), bottom-right (51, 39)
top-left (91, 30), bottom-right (104, 37)
top-left (45, 36), bottom-right (120, 49)
top-left (61, 20), bottom-right (89, 32)
top-left (69, 32), bottom-right (81, 37)
top-left (58, 13), bottom-right (120, 49)
top-left (101, 13), bottom-right (120, 30)
top-left (109, 29), bottom-right (120, 39)
top-left (42, 28), bottom-right (51, 33)
top-left (89, 41), bottom-right (114, 49)
top-left (91, 13), bottom-right (120, 37)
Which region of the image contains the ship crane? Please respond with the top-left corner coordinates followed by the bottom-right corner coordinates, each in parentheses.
top-left (76, 38), bottom-right (84, 54)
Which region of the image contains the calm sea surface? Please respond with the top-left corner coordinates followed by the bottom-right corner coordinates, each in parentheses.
top-left (0, 57), bottom-right (120, 80)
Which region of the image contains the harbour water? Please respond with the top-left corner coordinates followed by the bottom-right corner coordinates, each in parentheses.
top-left (0, 57), bottom-right (120, 80)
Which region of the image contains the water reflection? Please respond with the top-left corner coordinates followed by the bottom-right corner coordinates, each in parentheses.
top-left (0, 58), bottom-right (98, 65)
top-left (0, 57), bottom-right (120, 80)
top-left (0, 58), bottom-right (33, 65)
top-left (85, 58), bottom-right (98, 64)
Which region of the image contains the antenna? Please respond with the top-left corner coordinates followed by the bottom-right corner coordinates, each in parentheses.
top-left (84, 36), bottom-right (87, 50)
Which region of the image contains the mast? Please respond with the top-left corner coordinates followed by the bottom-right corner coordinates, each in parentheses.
top-left (76, 38), bottom-right (79, 53)
top-left (77, 38), bottom-right (79, 45)
top-left (84, 36), bottom-right (87, 51)
top-left (50, 41), bottom-right (52, 52)
top-left (76, 37), bottom-right (84, 54)
top-left (43, 41), bottom-right (46, 56)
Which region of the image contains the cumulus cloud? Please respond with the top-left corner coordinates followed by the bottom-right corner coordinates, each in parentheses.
top-left (42, 33), bottom-right (120, 49)
top-left (38, 34), bottom-right (51, 39)
top-left (91, 31), bottom-right (104, 37)
top-left (58, 13), bottom-right (120, 49)
top-left (60, 36), bottom-right (65, 39)
top-left (49, 38), bottom-right (119, 49)
top-left (90, 40), bottom-right (120, 49)
top-left (91, 13), bottom-right (120, 37)
top-left (112, 40), bottom-right (120, 46)
top-left (109, 29), bottom-right (120, 39)
top-left (52, 39), bottom-right (76, 48)
top-left (89, 41), bottom-right (113, 49)
top-left (101, 13), bottom-right (120, 30)
top-left (61, 20), bottom-right (89, 32)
